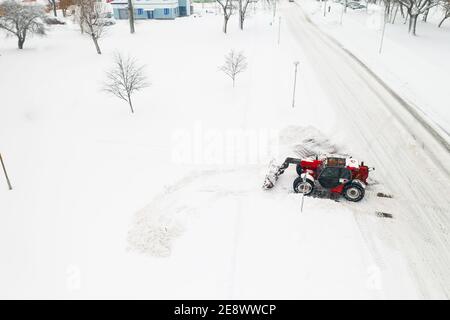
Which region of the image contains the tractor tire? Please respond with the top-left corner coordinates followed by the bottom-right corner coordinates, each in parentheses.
top-left (296, 164), bottom-right (303, 176)
top-left (343, 183), bottom-right (365, 202)
top-left (293, 177), bottom-right (314, 195)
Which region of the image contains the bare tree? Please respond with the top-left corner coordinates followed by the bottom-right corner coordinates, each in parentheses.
top-left (238, 0), bottom-right (254, 30)
top-left (397, 0), bottom-right (439, 35)
top-left (104, 54), bottom-right (149, 114)
top-left (0, 1), bottom-right (46, 49)
top-left (77, 0), bottom-right (108, 54)
top-left (438, 0), bottom-right (450, 27)
top-left (47, 0), bottom-right (57, 17)
top-left (220, 50), bottom-right (248, 87)
top-left (216, 0), bottom-right (233, 33)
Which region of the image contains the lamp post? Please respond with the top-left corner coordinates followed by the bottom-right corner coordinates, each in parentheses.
top-left (379, 12), bottom-right (387, 54)
top-left (300, 174), bottom-right (306, 212)
top-left (292, 61), bottom-right (299, 108)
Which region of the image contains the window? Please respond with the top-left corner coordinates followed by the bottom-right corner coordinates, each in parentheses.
top-left (137, 8), bottom-right (144, 15)
top-left (320, 167), bottom-right (341, 179)
top-left (164, 8), bottom-right (170, 15)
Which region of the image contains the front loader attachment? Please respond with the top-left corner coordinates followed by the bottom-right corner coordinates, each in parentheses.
top-left (262, 157), bottom-right (302, 189)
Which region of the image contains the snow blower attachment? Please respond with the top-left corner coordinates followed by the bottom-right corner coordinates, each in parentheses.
top-left (263, 155), bottom-right (374, 202)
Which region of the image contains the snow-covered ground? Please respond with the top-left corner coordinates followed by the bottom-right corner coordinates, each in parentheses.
top-left (0, 1), bottom-right (449, 299)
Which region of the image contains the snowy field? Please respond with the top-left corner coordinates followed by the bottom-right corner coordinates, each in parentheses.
top-left (0, 1), bottom-right (449, 299)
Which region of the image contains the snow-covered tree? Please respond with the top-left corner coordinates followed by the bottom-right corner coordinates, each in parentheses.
top-left (0, 1), bottom-right (46, 49)
top-left (104, 53), bottom-right (149, 114)
top-left (397, 0), bottom-right (439, 35)
top-left (216, 0), bottom-right (233, 33)
top-left (76, 0), bottom-right (108, 54)
top-left (220, 50), bottom-right (248, 87)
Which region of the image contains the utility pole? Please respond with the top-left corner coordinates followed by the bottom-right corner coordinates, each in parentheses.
top-left (278, 16), bottom-right (281, 45)
top-left (0, 153), bottom-right (12, 190)
top-left (128, 0), bottom-right (135, 34)
top-left (292, 61), bottom-right (299, 108)
top-left (340, 0), bottom-right (349, 25)
top-left (273, 0), bottom-right (277, 22)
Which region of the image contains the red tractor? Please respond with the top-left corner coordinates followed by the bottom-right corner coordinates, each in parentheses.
top-left (263, 156), bottom-right (373, 202)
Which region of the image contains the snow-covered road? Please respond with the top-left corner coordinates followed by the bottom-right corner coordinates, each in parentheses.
top-left (283, 1), bottom-right (450, 298)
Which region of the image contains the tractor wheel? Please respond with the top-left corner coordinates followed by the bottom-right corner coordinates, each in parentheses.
top-left (293, 177), bottom-right (314, 195)
top-left (343, 183), bottom-right (365, 202)
top-left (296, 164), bottom-right (303, 176)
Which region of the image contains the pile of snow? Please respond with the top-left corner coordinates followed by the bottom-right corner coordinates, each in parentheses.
top-left (278, 125), bottom-right (342, 158)
top-left (128, 203), bottom-right (185, 257)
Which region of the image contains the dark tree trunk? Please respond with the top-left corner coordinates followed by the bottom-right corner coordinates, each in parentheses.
top-left (128, 0), bottom-right (135, 34)
top-left (52, 2), bottom-right (57, 17)
top-left (223, 16), bottom-right (229, 33)
top-left (409, 14), bottom-right (418, 35)
top-left (239, 0), bottom-right (246, 30)
top-left (422, 9), bottom-right (429, 22)
top-left (438, 15), bottom-right (450, 28)
top-left (0, 153), bottom-right (13, 190)
top-left (128, 95), bottom-right (135, 113)
top-left (400, 3), bottom-right (405, 18)
top-left (18, 38), bottom-right (24, 49)
top-left (92, 36), bottom-right (101, 54)
top-left (392, 4), bottom-right (399, 24)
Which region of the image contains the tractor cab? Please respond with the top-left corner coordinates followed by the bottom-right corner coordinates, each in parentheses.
top-left (317, 157), bottom-right (352, 189)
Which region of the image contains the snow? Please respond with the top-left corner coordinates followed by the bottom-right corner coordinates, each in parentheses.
top-left (301, 0), bottom-right (450, 139)
top-left (0, 1), bottom-right (449, 299)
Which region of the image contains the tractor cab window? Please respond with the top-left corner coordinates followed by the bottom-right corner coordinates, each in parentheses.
top-left (326, 157), bottom-right (346, 167)
top-left (341, 168), bottom-right (351, 180)
top-left (320, 167), bottom-right (340, 178)
top-left (318, 167), bottom-right (351, 189)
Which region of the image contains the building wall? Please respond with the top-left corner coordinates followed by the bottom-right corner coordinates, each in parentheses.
top-left (111, 0), bottom-right (190, 20)
top-left (153, 8), bottom-right (176, 19)
top-left (178, 0), bottom-right (191, 16)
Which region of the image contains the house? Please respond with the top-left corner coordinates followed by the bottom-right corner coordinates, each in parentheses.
top-left (111, 0), bottom-right (192, 20)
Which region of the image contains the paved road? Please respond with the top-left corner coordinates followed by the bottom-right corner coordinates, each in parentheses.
top-left (283, 1), bottom-right (450, 298)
